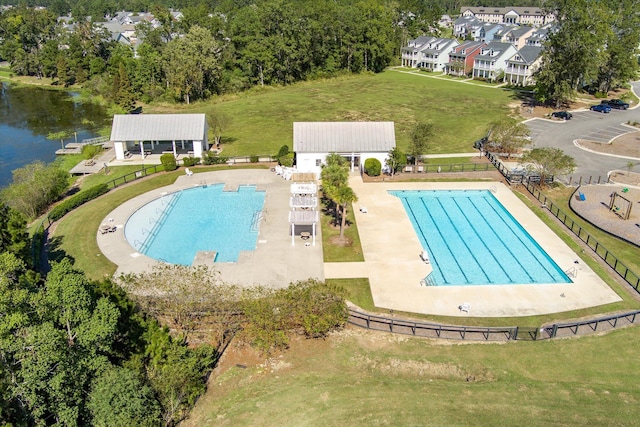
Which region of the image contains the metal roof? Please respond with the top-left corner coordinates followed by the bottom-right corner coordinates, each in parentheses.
top-left (293, 122), bottom-right (395, 153)
top-left (110, 114), bottom-right (207, 141)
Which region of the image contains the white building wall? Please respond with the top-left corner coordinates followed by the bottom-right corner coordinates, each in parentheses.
top-left (296, 151), bottom-right (390, 179)
top-left (114, 142), bottom-right (126, 160)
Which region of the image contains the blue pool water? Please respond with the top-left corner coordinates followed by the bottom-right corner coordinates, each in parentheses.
top-left (390, 190), bottom-right (571, 286)
top-left (125, 184), bottom-right (265, 264)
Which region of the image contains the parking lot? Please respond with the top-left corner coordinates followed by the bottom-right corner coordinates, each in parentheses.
top-left (524, 99), bottom-right (640, 182)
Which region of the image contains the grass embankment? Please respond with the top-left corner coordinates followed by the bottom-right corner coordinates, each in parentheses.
top-left (171, 71), bottom-right (514, 156)
top-left (185, 326), bottom-right (640, 426)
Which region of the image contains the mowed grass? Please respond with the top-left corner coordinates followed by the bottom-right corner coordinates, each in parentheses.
top-left (185, 327), bottom-right (640, 426)
top-left (178, 71), bottom-right (515, 156)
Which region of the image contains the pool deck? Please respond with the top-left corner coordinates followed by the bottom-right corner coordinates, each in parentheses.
top-left (97, 169), bottom-right (324, 288)
top-left (98, 169), bottom-right (622, 317)
top-left (324, 178), bottom-right (621, 317)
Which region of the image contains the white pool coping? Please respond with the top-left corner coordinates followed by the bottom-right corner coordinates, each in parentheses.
top-left (324, 179), bottom-right (622, 317)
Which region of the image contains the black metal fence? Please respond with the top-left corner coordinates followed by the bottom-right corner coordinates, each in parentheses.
top-left (485, 151), bottom-right (553, 184)
top-left (400, 162), bottom-right (493, 174)
top-left (347, 308), bottom-right (640, 341)
top-left (566, 175), bottom-right (611, 186)
top-left (523, 182), bottom-right (640, 293)
top-left (347, 309), bottom-right (518, 341)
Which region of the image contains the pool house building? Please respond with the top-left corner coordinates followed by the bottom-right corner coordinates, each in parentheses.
top-left (110, 114), bottom-right (209, 160)
top-left (293, 122), bottom-right (396, 178)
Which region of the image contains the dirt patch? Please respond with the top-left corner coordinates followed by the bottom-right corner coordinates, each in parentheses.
top-left (577, 130), bottom-right (640, 159)
top-left (328, 235), bottom-right (352, 246)
top-left (609, 171), bottom-right (640, 186)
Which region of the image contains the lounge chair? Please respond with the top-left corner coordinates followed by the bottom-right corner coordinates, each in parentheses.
top-left (185, 168), bottom-right (193, 176)
top-left (459, 303), bottom-right (471, 313)
top-left (420, 250), bottom-right (429, 263)
top-left (99, 224), bottom-right (117, 234)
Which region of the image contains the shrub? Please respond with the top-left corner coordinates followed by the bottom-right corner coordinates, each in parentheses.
top-left (279, 153), bottom-right (294, 167)
top-left (182, 156), bottom-right (200, 167)
top-left (364, 158), bottom-right (382, 176)
top-left (160, 154), bottom-right (177, 171)
top-left (48, 184), bottom-right (110, 221)
top-left (250, 155), bottom-right (259, 163)
top-left (81, 144), bottom-right (103, 159)
top-left (594, 91), bottom-right (607, 99)
top-left (277, 145), bottom-right (290, 158)
top-left (202, 152), bottom-right (229, 165)
top-left (240, 279), bottom-right (347, 354)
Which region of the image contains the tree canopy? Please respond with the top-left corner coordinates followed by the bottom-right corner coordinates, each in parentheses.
top-left (520, 147), bottom-right (577, 185)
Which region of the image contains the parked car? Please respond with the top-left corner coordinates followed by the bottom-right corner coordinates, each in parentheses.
top-left (601, 99), bottom-right (629, 110)
top-left (551, 111), bottom-right (573, 120)
top-left (590, 104), bottom-right (611, 113)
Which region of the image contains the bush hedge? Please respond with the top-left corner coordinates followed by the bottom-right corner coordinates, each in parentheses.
top-left (182, 156), bottom-right (200, 167)
top-left (364, 158), bottom-right (382, 176)
top-left (48, 184), bottom-right (110, 222)
top-left (160, 153), bottom-right (177, 171)
top-left (202, 152), bottom-right (230, 165)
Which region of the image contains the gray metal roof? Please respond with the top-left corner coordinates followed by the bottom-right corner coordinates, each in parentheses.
top-left (110, 114), bottom-right (207, 141)
top-left (293, 122), bottom-right (395, 153)
top-left (508, 45), bottom-right (543, 64)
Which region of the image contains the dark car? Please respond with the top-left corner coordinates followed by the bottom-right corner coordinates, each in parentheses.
top-left (601, 99), bottom-right (629, 110)
top-left (551, 111), bottom-right (573, 120)
top-left (590, 104), bottom-right (611, 113)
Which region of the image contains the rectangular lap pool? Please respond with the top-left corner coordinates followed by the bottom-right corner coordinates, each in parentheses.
top-left (390, 190), bottom-right (572, 286)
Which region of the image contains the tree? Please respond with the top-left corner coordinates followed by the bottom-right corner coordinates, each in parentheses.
top-left (409, 122), bottom-right (433, 168)
top-left (88, 367), bottom-right (161, 427)
top-left (534, 0), bottom-right (614, 106)
top-left (595, 0), bottom-right (640, 93)
top-left (0, 161), bottom-right (69, 219)
top-left (12, 259), bottom-right (120, 425)
top-left (520, 147), bottom-right (577, 185)
top-left (486, 118), bottom-right (531, 159)
top-left (207, 110), bottom-right (231, 148)
top-left (334, 185), bottom-right (358, 239)
top-left (120, 264), bottom-right (241, 346)
top-left (0, 206), bottom-right (30, 263)
top-left (626, 161), bottom-right (636, 176)
top-left (163, 26), bottom-right (223, 104)
top-left (385, 147), bottom-right (407, 176)
top-left (321, 153), bottom-right (349, 224)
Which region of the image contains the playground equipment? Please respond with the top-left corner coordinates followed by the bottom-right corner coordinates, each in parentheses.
top-left (609, 191), bottom-right (633, 220)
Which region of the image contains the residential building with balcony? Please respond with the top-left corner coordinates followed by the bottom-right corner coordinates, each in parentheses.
top-left (401, 36), bottom-right (436, 67)
top-left (472, 41), bottom-right (517, 81)
top-left (503, 45), bottom-right (543, 86)
top-left (445, 41), bottom-right (486, 77)
top-left (415, 38), bottom-right (459, 71)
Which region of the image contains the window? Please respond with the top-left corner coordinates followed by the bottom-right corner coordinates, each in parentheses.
top-left (316, 159), bottom-right (322, 167)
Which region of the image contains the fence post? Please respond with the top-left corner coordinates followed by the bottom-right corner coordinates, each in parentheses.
top-left (551, 324), bottom-right (558, 338)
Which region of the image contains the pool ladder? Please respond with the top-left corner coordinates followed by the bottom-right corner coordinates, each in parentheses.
top-left (138, 192), bottom-right (183, 253)
top-left (420, 274), bottom-right (437, 286)
top-left (251, 211), bottom-right (263, 231)
top-left (564, 266), bottom-right (577, 278)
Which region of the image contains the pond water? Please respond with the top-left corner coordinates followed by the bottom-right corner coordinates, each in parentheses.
top-left (0, 82), bottom-right (109, 188)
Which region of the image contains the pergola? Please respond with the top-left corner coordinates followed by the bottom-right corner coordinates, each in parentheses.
top-left (288, 210), bottom-right (318, 246)
top-left (289, 182), bottom-right (318, 245)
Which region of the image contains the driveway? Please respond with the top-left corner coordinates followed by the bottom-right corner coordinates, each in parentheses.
top-left (525, 81), bottom-right (640, 183)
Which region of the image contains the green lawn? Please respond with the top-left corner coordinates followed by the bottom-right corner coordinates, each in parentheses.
top-left (185, 326), bottom-right (640, 426)
top-left (174, 71), bottom-right (514, 157)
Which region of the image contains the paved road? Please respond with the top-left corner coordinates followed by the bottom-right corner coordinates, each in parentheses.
top-left (525, 81), bottom-right (640, 184)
